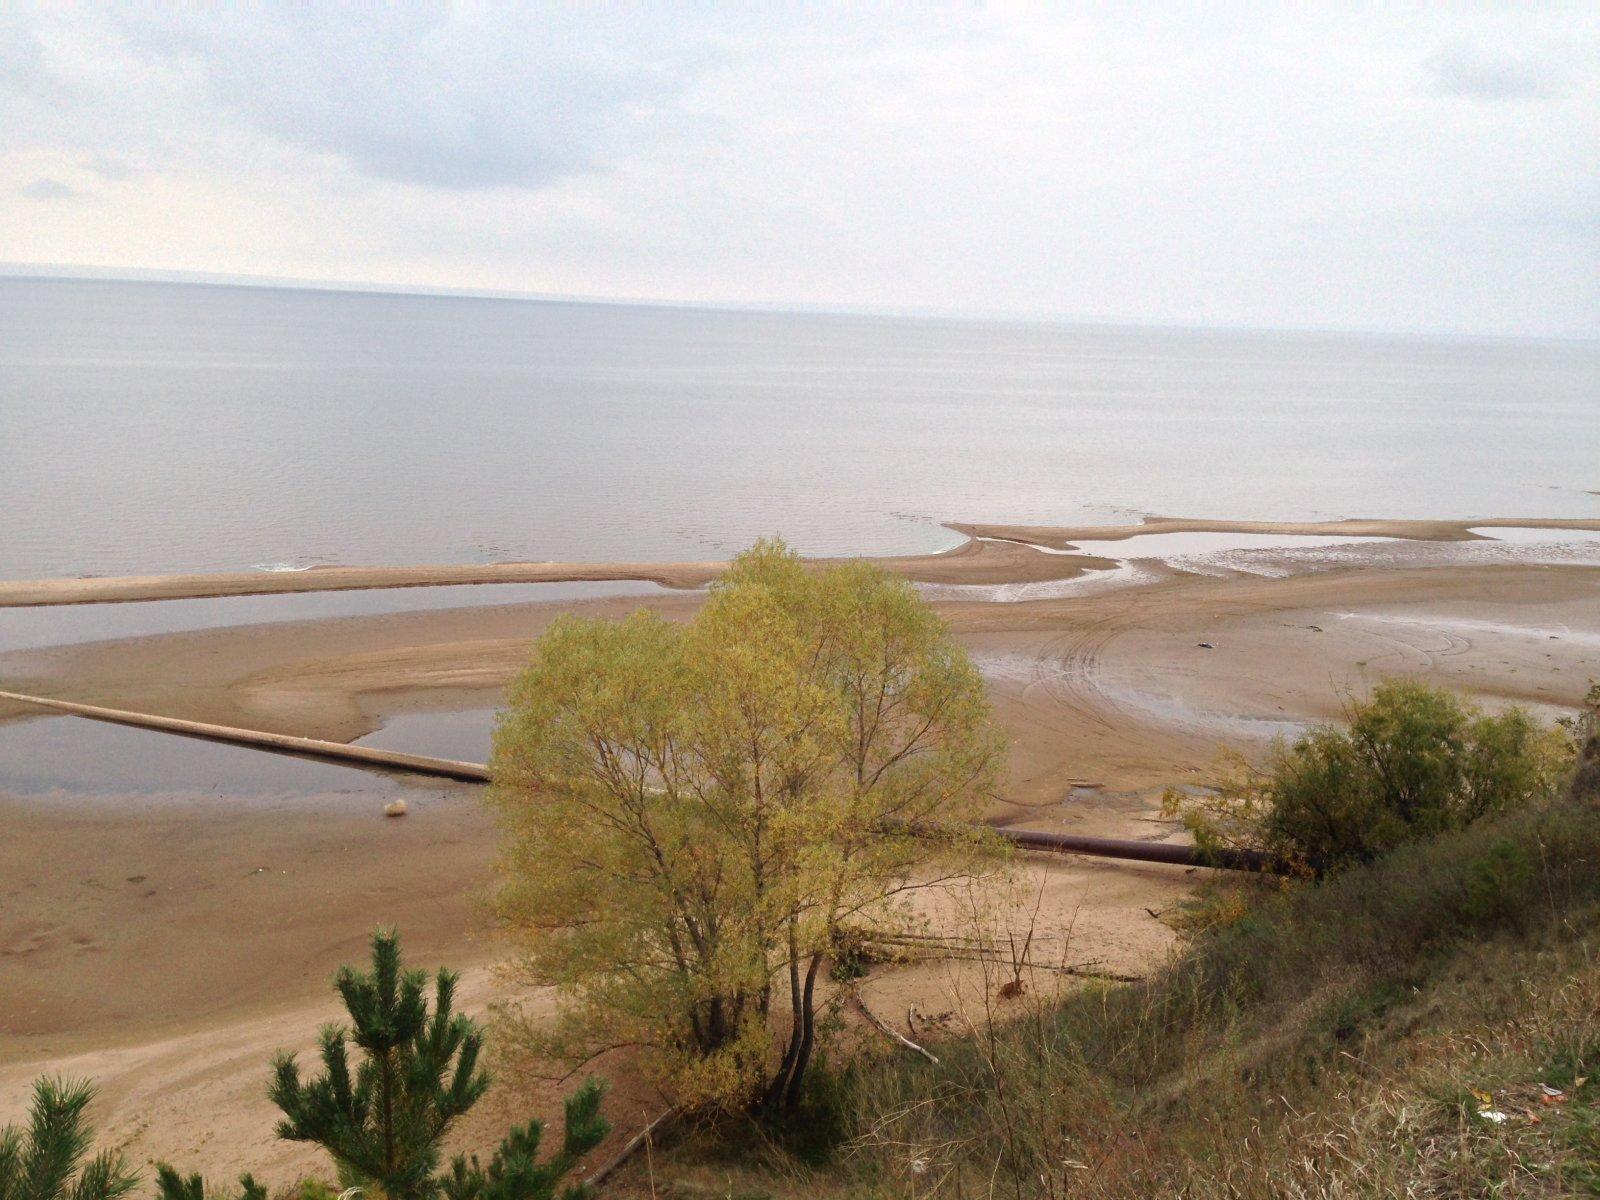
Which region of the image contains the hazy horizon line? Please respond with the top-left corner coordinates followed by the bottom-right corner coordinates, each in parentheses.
top-left (2, 259), bottom-right (1593, 348)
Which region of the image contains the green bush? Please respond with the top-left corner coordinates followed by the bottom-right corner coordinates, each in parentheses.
top-left (1169, 679), bottom-right (1572, 874)
top-left (1461, 837), bottom-right (1535, 926)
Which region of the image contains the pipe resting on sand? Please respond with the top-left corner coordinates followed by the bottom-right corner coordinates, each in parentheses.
top-left (0, 690), bottom-right (491, 783)
top-left (1, 689), bottom-right (1289, 871)
top-left (996, 827), bottom-right (1286, 873)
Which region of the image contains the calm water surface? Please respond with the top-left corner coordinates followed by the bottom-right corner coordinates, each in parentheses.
top-left (0, 579), bottom-right (664, 651)
top-left (0, 714), bottom-right (453, 800)
top-left (2, 276), bottom-right (1597, 581)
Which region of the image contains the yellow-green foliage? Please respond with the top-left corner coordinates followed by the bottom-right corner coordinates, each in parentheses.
top-left (1167, 679), bottom-right (1573, 875)
top-left (488, 539), bottom-right (1007, 1112)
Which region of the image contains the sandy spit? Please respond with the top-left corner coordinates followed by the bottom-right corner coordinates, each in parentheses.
top-left (10, 513), bottom-right (1598, 607)
top-left (0, 537), bottom-right (1110, 607)
top-left (947, 514), bottom-right (1600, 550)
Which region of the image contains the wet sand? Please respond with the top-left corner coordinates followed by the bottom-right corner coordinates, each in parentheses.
top-left (6, 562), bottom-right (1590, 784)
top-left (0, 785), bottom-right (658, 1181)
top-left (3, 522), bottom-right (1598, 1181)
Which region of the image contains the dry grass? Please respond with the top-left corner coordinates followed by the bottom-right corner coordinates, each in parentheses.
top-left (834, 800), bottom-right (1600, 1199)
top-left (617, 801), bottom-right (1600, 1198)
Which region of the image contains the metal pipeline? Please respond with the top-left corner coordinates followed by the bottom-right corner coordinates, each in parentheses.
top-left (2, 689), bottom-right (1286, 872)
top-left (0, 690), bottom-right (491, 783)
top-left (994, 827), bottom-right (1287, 874)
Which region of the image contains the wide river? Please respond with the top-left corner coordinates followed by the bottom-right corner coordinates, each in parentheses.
top-left (2, 275), bottom-right (1597, 580)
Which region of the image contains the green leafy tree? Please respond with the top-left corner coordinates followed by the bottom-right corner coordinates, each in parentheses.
top-left (490, 539), bottom-right (1006, 1113)
top-left (0, 1077), bottom-right (136, 1200)
top-left (6, 936), bottom-right (606, 1200)
top-left (1167, 679), bottom-right (1573, 875)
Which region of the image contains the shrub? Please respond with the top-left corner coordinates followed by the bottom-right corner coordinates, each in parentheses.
top-left (154, 1167), bottom-right (265, 1200)
top-left (1167, 679), bottom-right (1572, 874)
top-left (1565, 681), bottom-right (1600, 803)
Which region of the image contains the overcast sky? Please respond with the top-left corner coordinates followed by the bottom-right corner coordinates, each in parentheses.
top-left (2, 4), bottom-right (1596, 337)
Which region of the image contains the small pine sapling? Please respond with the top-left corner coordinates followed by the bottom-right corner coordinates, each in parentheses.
top-left (0, 1077), bottom-right (137, 1200)
top-left (152, 1165), bottom-right (267, 1200)
top-left (269, 928), bottom-right (490, 1198)
top-left (440, 1080), bottom-right (609, 1200)
top-left (144, 928), bottom-right (608, 1200)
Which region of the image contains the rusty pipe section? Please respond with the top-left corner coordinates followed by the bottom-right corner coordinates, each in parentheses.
top-left (997, 827), bottom-right (1286, 874)
top-left (884, 818), bottom-right (1287, 874)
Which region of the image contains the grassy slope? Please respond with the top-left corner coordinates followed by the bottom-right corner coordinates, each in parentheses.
top-left (636, 794), bottom-right (1600, 1199)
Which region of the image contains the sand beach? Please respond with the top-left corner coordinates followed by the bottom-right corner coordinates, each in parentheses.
top-left (3, 518), bottom-right (1598, 1178)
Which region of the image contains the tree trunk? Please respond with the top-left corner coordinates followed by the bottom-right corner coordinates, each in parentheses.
top-left (708, 995), bottom-right (727, 1047)
top-left (781, 951), bottom-right (825, 1111)
top-left (761, 922), bottom-right (806, 1111)
top-left (380, 1047), bottom-right (397, 1181)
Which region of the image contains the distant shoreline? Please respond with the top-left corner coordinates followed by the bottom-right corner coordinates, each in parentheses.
top-left (5, 515), bottom-right (1599, 608)
top-left (12, 265), bottom-right (1591, 344)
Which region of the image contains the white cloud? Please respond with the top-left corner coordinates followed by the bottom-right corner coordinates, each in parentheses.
top-left (18, 177), bottom-right (76, 200)
top-left (0, 4), bottom-right (1595, 337)
top-left (1426, 44), bottom-right (1560, 100)
top-left (108, 7), bottom-right (706, 189)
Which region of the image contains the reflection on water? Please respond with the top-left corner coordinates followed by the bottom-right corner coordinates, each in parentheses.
top-left (1468, 526), bottom-right (1600, 545)
top-left (356, 708), bottom-right (498, 765)
top-left (1058, 531), bottom-right (1396, 558)
top-left (0, 580), bottom-right (666, 653)
top-left (0, 714), bottom-right (450, 801)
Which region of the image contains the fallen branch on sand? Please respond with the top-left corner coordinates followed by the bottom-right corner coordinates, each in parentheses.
top-left (587, 1106), bottom-right (682, 1189)
top-left (865, 932), bottom-right (1145, 983)
top-left (851, 988), bottom-right (940, 1064)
